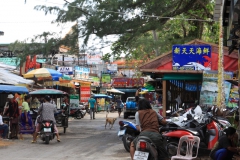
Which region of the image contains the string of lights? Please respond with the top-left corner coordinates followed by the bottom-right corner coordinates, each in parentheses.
top-left (0, 0), bottom-right (218, 23)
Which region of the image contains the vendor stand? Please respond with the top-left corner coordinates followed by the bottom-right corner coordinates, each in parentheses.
top-left (29, 89), bottom-right (69, 133)
top-left (0, 85), bottom-right (29, 138)
top-left (92, 94), bottom-right (112, 111)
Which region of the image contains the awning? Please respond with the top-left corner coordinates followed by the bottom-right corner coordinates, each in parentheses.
top-left (162, 74), bottom-right (202, 80)
top-left (29, 89), bottom-right (67, 95)
top-left (117, 88), bottom-right (137, 93)
top-left (93, 94), bottom-right (112, 99)
top-left (0, 85), bottom-right (29, 94)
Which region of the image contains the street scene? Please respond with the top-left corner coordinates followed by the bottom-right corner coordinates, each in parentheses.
top-left (1, 0), bottom-right (240, 160)
top-left (0, 112), bottom-right (132, 160)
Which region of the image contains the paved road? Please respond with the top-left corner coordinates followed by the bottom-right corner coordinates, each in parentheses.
top-left (0, 112), bottom-right (131, 160)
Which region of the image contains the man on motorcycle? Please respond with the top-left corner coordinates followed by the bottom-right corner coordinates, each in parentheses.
top-left (32, 95), bottom-right (60, 143)
top-left (130, 89), bottom-right (169, 160)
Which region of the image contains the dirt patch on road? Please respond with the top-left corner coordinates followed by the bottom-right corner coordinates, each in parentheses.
top-left (0, 140), bottom-right (13, 148)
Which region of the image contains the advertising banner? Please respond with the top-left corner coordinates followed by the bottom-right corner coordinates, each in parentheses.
top-left (227, 86), bottom-right (239, 108)
top-left (80, 87), bottom-right (91, 102)
top-left (70, 94), bottom-right (79, 108)
top-left (57, 66), bottom-right (73, 75)
top-left (199, 70), bottom-right (233, 106)
top-left (112, 78), bottom-right (144, 87)
top-left (172, 45), bottom-right (211, 70)
top-left (75, 66), bottom-right (90, 79)
top-left (102, 74), bottom-right (111, 83)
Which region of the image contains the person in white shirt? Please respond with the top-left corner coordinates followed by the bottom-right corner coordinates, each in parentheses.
top-left (0, 109), bottom-right (9, 139)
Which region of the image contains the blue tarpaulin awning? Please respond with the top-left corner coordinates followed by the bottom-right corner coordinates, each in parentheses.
top-left (0, 85), bottom-right (29, 94)
top-left (117, 88), bottom-right (137, 93)
top-left (93, 94), bottom-right (112, 99)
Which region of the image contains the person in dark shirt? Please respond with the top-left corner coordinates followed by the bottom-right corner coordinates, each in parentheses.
top-left (130, 89), bottom-right (169, 160)
top-left (210, 127), bottom-right (239, 160)
top-left (116, 97), bottom-right (123, 118)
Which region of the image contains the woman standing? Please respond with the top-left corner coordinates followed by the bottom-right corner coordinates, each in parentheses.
top-left (19, 95), bottom-right (34, 139)
top-left (4, 94), bottom-right (19, 139)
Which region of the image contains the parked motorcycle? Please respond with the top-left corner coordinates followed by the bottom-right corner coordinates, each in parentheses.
top-left (118, 120), bottom-right (140, 152)
top-left (69, 103), bottom-right (83, 119)
top-left (163, 112), bottom-right (225, 157)
top-left (39, 120), bottom-right (55, 144)
top-left (133, 136), bottom-right (158, 160)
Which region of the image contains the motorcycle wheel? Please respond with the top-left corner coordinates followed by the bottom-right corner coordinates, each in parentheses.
top-left (76, 112), bottom-right (82, 119)
top-left (122, 134), bottom-right (132, 152)
top-left (166, 140), bottom-right (179, 157)
top-left (45, 136), bottom-right (50, 144)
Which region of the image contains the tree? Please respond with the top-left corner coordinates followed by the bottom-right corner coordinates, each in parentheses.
top-left (33, 0), bottom-right (218, 59)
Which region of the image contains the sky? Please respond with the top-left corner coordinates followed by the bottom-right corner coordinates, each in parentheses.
top-left (0, 0), bottom-right (74, 43)
top-left (0, 0), bottom-right (114, 54)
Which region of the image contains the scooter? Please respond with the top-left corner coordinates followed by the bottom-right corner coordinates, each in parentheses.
top-left (39, 120), bottom-right (55, 144)
top-left (163, 112), bottom-right (225, 157)
top-left (118, 120), bottom-right (140, 152)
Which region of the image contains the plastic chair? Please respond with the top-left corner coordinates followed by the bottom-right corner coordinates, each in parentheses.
top-left (171, 135), bottom-right (200, 160)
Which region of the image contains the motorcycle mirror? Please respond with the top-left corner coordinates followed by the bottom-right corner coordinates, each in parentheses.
top-left (211, 106), bottom-right (214, 111)
top-left (166, 110), bottom-right (171, 113)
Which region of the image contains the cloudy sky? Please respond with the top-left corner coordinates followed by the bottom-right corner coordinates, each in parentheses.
top-left (0, 0), bottom-right (76, 44)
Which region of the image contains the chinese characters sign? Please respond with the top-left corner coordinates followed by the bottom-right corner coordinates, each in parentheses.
top-left (172, 45), bottom-right (211, 70)
top-left (112, 78), bottom-right (144, 87)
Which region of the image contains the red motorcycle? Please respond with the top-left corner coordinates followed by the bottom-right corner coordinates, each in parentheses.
top-left (162, 113), bottom-right (224, 157)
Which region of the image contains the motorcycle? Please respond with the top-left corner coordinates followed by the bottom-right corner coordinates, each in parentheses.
top-left (118, 120), bottom-right (140, 152)
top-left (133, 136), bottom-right (158, 160)
top-left (163, 112), bottom-right (225, 157)
top-left (69, 103), bottom-right (83, 119)
top-left (39, 120), bottom-right (55, 144)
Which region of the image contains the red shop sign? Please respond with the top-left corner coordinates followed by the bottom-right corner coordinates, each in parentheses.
top-left (80, 87), bottom-right (91, 102)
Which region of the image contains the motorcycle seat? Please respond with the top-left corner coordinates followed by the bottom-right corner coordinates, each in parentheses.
top-left (178, 128), bottom-right (200, 136)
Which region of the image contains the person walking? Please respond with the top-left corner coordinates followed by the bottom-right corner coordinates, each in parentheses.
top-left (88, 95), bottom-right (96, 120)
top-left (0, 109), bottom-right (9, 140)
top-left (116, 97), bottom-right (123, 118)
top-left (19, 95), bottom-right (34, 140)
top-left (32, 95), bottom-right (60, 143)
top-left (4, 94), bottom-right (19, 139)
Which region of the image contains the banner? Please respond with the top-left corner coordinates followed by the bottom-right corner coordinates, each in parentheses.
top-left (80, 87), bottom-right (91, 102)
top-left (199, 70), bottom-right (233, 106)
top-left (227, 86), bottom-right (239, 108)
top-left (75, 66), bottom-right (90, 79)
top-left (102, 74), bottom-right (111, 83)
top-left (57, 66), bottom-right (73, 75)
top-left (70, 94), bottom-right (79, 109)
top-left (172, 45), bottom-right (211, 70)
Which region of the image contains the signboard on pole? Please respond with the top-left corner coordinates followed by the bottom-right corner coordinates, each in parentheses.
top-left (102, 74), bottom-right (111, 83)
top-left (75, 66), bottom-right (90, 79)
top-left (57, 66), bottom-right (73, 75)
top-left (172, 45), bottom-right (211, 70)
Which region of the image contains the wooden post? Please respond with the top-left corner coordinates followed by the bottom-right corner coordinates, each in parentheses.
top-left (162, 80), bottom-right (167, 117)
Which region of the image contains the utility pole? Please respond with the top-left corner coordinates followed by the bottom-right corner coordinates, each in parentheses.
top-left (152, 30), bottom-right (159, 56)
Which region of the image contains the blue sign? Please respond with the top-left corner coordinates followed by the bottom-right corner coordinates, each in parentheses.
top-left (172, 45), bottom-right (211, 70)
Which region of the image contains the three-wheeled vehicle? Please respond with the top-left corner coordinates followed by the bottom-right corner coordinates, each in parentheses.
top-left (29, 89), bottom-right (69, 133)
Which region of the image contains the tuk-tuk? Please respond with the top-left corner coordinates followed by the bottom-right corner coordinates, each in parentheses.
top-left (29, 89), bottom-right (69, 133)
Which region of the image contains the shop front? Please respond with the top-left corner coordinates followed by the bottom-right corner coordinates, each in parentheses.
top-left (139, 39), bottom-right (238, 117)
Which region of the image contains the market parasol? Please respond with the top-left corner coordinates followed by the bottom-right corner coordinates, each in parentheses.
top-left (23, 68), bottom-right (63, 80)
top-left (93, 94), bottom-right (112, 99)
top-left (29, 89), bottom-right (67, 95)
top-left (106, 88), bottom-right (125, 94)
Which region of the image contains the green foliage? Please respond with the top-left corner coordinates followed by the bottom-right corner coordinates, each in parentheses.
top-left (24, 0), bottom-right (219, 63)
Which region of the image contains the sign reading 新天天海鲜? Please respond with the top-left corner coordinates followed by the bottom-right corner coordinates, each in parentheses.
top-left (172, 45), bottom-right (211, 70)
